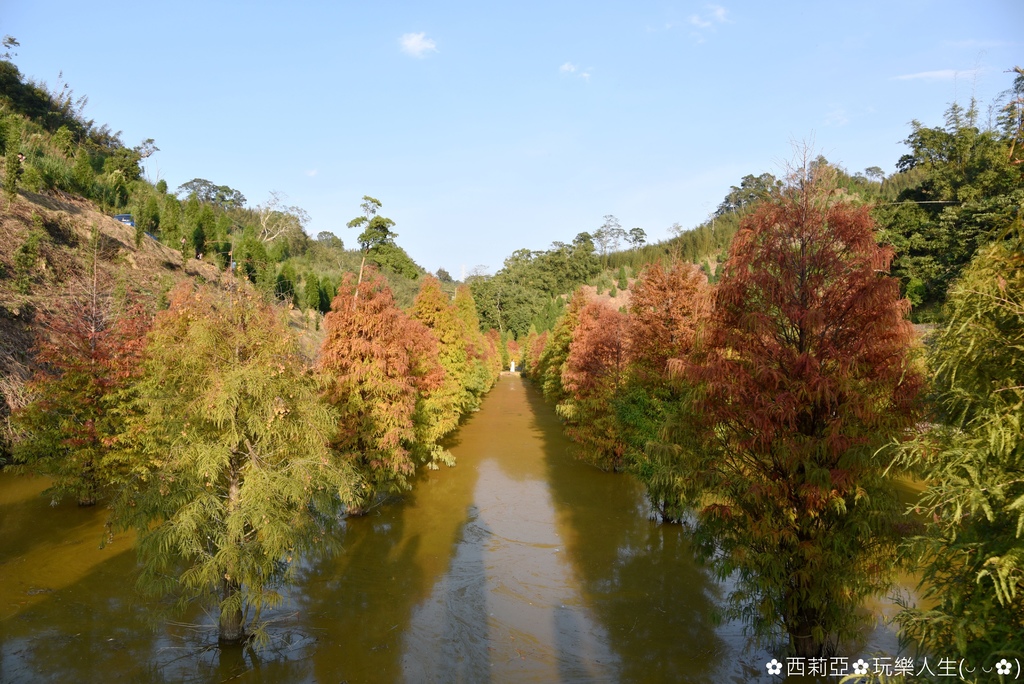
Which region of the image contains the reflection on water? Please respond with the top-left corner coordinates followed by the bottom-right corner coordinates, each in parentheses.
top-left (1, 375), bottom-right (913, 682)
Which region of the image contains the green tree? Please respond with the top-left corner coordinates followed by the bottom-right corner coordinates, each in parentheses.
top-left (660, 168), bottom-right (923, 657)
top-left (411, 276), bottom-right (469, 449)
top-left (878, 92), bottom-right (1024, 310)
top-left (118, 282), bottom-right (354, 645)
top-left (345, 195), bottom-right (420, 282)
top-left (894, 220), bottom-right (1024, 668)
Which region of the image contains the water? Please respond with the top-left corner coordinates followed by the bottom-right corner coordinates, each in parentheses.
top-left (1, 375), bottom-right (911, 682)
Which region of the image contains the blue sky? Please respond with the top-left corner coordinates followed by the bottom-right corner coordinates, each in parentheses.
top-left (4, 1), bottom-right (1021, 276)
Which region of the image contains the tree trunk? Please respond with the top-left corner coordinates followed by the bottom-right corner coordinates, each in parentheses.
top-left (219, 470), bottom-right (245, 644)
top-left (219, 576), bottom-right (245, 645)
top-left (788, 611), bottom-right (824, 658)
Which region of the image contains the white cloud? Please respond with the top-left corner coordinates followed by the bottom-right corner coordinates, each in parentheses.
top-left (559, 62), bottom-right (591, 82)
top-left (686, 4), bottom-right (729, 41)
top-left (400, 32), bottom-right (438, 58)
top-left (893, 69), bottom-right (973, 81)
top-left (305, 169), bottom-right (318, 177)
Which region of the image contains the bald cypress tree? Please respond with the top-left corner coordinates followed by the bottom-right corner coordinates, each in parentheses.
top-left (661, 169), bottom-right (923, 657)
top-left (118, 282), bottom-right (354, 645)
top-left (895, 219), bottom-right (1024, 666)
top-left (317, 273), bottom-right (443, 513)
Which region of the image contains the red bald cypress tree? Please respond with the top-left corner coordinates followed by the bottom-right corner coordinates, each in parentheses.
top-left (664, 170), bottom-right (923, 657)
top-left (625, 260), bottom-right (712, 520)
top-left (12, 231), bottom-right (150, 506)
top-left (558, 300), bottom-right (630, 470)
top-left (318, 272), bottom-right (443, 513)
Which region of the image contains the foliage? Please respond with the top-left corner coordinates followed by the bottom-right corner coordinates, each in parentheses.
top-left (176, 178), bottom-right (246, 209)
top-left (411, 276), bottom-right (470, 447)
top-left (469, 234), bottom-right (597, 337)
top-left (117, 282), bottom-right (353, 645)
top-left (894, 219), bottom-right (1024, 667)
top-left (714, 172), bottom-right (783, 217)
top-left (625, 260), bottom-right (712, 519)
top-left (557, 301), bottom-right (630, 470)
top-left (659, 169), bottom-right (923, 657)
top-left (12, 236), bottom-right (149, 505)
top-left (317, 272), bottom-right (443, 513)
top-left (533, 289), bottom-right (589, 404)
top-left (876, 94), bottom-right (1024, 310)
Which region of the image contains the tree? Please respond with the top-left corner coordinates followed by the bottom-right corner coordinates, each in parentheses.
top-left (345, 195), bottom-right (420, 283)
top-left (117, 282), bottom-right (354, 645)
top-left (877, 92), bottom-right (1024, 309)
top-left (894, 220), bottom-right (1024, 667)
top-left (662, 168), bottom-right (923, 657)
top-left (12, 233), bottom-right (149, 505)
top-left (558, 301), bottom-right (630, 470)
top-left (1, 34), bottom-right (18, 61)
top-left (592, 215), bottom-right (621, 265)
top-left (176, 178), bottom-right (246, 209)
top-left (534, 289), bottom-right (588, 404)
top-left (411, 276), bottom-right (470, 449)
top-left (714, 172), bottom-right (782, 217)
top-left (255, 190), bottom-right (310, 243)
top-left (317, 273), bottom-right (443, 513)
top-left (627, 226), bottom-right (646, 250)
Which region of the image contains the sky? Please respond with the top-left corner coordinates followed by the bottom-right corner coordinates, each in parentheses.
top-left (3, 1), bottom-right (1021, 276)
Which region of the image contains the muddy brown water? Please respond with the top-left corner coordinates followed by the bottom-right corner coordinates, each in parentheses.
top-left (1, 375), bottom-right (911, 683)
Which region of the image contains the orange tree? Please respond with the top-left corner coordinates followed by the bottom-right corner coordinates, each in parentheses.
top-left (624, 260), bottom-right (711, 520)
top-left (318, 272), bottom-right (443, 513)
top-left (662, 170), bottom-right (923, 657)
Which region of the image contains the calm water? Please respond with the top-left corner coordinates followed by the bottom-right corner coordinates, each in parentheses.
top-left (1, 375), bottom-right (909, 683)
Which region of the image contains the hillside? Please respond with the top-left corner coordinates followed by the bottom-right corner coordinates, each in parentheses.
top-left (0, 188), bottom-right (228, 461)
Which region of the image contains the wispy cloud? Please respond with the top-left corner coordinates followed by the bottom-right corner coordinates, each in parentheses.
top-left (305, 169), bottom-right (318, 177)
top-left (687, 4), bottom-right (729, 42)
top-left (893, 69), bottom-right (974, 81)
top-left (559, 62), bottom-right (591, 82)
top-left (400, 32), bottom-right (438, 59)
top-left (824, 106), bottom-right (849, 127)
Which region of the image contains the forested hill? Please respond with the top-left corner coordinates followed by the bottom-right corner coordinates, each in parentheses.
top-left (0, 51), bottom-right (457, 469)
top-left (475, 66), bottom-right (1022, 336)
